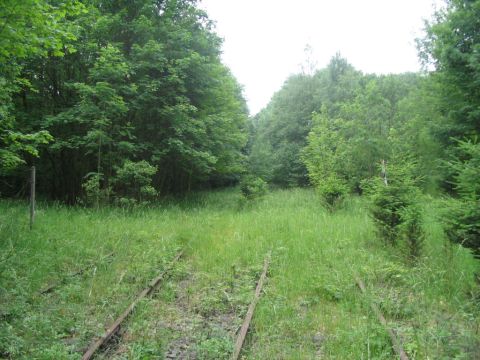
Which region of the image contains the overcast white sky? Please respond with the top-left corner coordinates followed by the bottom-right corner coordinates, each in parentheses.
top-left (199, 0), bottom-right (443, 115)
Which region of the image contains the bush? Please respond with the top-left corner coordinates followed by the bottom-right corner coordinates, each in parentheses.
top-left (302, 108), bottom-right (349, 209)
top-left (316, 175), bottom-right (348, 209)
top-left (369, 179), bottom-right (413, 245)
top-left (81, 172), bottom-right (111, 207)
top-left (113, 160), bottom-right (158, 205)
top-left (399, 204), bottom-right (425, 261)
top-left (240, 175), bottom-right (268, 200)
top-left (366, 161), bottom-right (425, 259)
top-left (443, 140), bottom-right (480, 258)
top-left (445, 200), bottom-right (480, 259)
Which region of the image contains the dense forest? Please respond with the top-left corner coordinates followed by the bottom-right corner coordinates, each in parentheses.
top-left (1, 0), bottom-right (248, 204)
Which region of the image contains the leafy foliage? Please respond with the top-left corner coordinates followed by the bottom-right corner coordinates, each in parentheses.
top-left (0, 130), bottom-right (53, 174)
top-left (250, 54), bottom-right (421, 195)
top-left (81, 172), bottom-right (111, 207)
top-left (248, 74), bottom-right (316, 187)
top-left (419, 0), bottom-right (480, 141)
top-left (302, 108), bottom-right (348, 207)
top-left (2, 0), bottom-right (248, 202)
top-left (113, 160), bottom-right (158, 205)
top-left (248, 55), bottom-right (364, 187)
top-left (0, 0), bottom-right (84, 174)
top-left (239, 174), bottom-right (268, 200)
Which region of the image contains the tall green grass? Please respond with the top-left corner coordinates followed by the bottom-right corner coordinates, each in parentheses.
top-left (0, 189), bottom-right (478, 359)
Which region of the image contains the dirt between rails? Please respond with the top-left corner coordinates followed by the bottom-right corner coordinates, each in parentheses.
top-left (163, 267), bottom-right (258, 359)
top-left (111, 263), bottom-right (262, 359)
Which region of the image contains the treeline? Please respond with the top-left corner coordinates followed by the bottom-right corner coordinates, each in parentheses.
top-left (248, 56), bottom-right (426, 191)
top-left (0, 0), bottom-right (248, 204)
top-left (247, 0), bottom-right (480, 258)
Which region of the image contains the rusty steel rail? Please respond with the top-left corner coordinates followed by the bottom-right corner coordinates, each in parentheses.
top-left (232, 251), bottom-right (271, 360)
top-left (354, 273), bottom-right (409, 360)
top-left (82, 250), bottom-right (183, 360)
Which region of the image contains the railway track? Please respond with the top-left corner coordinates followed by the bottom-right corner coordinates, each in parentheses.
top-left (354, 273), bottom-right (409, 360)
top-left (232, 251), bottom-right (271, 360)
top-left (82, 250), bottom-right (184, 360)
top-left (77, 250), bottom-right (407, 359)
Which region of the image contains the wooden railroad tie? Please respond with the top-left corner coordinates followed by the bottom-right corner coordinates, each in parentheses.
top-left (82, 250), bottom-right (183, 360)
top-left (354, 273), bottom-right (409, 360)
top-left (232, 251), bottom-right (271, 360)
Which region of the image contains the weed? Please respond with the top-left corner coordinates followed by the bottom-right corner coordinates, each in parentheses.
top-left (197, 336), bottom-right (233, 360)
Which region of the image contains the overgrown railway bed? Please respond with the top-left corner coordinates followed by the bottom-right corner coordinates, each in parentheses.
top-left (76, 249), bottom-right (409, 359)
top-left (1, 190), bottom-right (478, 359)
top-left (78, 250), bottom-right (272, 359)
top-left (82, 251), bottom-right (184, 359)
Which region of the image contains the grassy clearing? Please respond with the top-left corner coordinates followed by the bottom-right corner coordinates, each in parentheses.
top-left (1, 189), bottom-right (479, 359)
